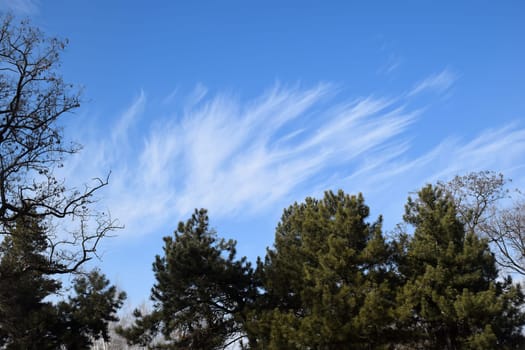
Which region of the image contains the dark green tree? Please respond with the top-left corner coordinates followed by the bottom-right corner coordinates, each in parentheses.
top-left (395, 185), bottom-right (525, 349)
top-left (0, 215), bottom-right (126, 349)
top-left (251, 190), bottom-right (397, 349)
top-left (57, 270), bottom-right (127, 349)
top-left (0, 215), bottom-right (62, 349)
top-left (118, 209), bottom-right (257, 349)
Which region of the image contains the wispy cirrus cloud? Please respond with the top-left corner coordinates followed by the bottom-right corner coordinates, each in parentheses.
top-left (69, 84), bottom-right (417, 236)
top-left (408, 68), bottom-right (457, 96)
top-left (422, 125), bottom-right (525, 183)
top-left (66, 79), bottom-right (525, 238)
top-left (112, 90), bottom-right (145, 145)
top-left (0, 0), bottom-right (39, 14)
top-left (340, 124), bottom-right (525, 221)
top-left (356, 125), bottom-right (525, 190)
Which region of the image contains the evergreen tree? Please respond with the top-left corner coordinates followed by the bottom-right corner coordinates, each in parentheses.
top-left (0, 215), bottom-right (125, 349)
top-left (57, 271), bottom-right (127, 349)
top-left (395, 185), bottom-right (525, 349)
top-left (117, 184), bottom-right (525, 349)
top-left (252, 190), bottom-right (397, 349)
top-left (118, 209), bottom-right (257, 349)
top-left (0, 216), bottom-right (61, 349)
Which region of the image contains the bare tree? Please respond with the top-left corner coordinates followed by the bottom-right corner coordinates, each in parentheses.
top-left (481, 198), bottom-right (525, 275)
top-left (0, 15), bottom-right (118, 274)
top-left (437, 171), bottom-right (508, 234)
top-left (438, 171), bottom-right (525, 275)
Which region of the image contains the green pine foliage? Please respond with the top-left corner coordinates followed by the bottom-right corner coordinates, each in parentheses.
top-left (118, 209), bottom-right (257, 349)
top-left (0, 215), bottom-right (126, 349)
top-left (250, 190), bottom-right (397, 349)
top-left (57, 271), bottom-right (127, 349)
top-left (121, 184), bottom-right (525, 349)
top-left (0, 216), bottom-right (62, 349)
top-left (394, 185), bottom-right (525, 349)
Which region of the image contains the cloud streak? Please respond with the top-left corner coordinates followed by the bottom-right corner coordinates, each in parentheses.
top-left (409, 69), bottom-right (457, 96)
top-left (360, 126), bottom-right (525, 189)
top-left (69, 84), bottom-right (417, 236)
top-left (339, 124), bottom-right (525, 224)
top-left (66, 80), bottom-right (525, 238)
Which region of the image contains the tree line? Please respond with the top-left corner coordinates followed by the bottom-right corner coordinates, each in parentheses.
top-left (1, 14), bottom-right (525, 350)
top-left (117, 175), bottom-right (525, 349)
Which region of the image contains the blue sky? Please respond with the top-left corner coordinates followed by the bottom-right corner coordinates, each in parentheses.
top-left (2, 1), bottom-right (525, 305)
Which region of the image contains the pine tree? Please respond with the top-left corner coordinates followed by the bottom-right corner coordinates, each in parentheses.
top-left (395, 185), bottom-right (525, 349)
top-left (252, 190), bottom-right (396, 349)
top-left (0, 216), bottom-right (62, 349)
top-left (118, 209), bottom-right (257, 349)
top-left (57, 271), bottom-right (126, 349)
top-left (0, 215), bottom-right (125, 349)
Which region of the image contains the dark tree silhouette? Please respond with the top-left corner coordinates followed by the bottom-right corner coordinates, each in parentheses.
top-left (0, 14), bottom-right (119, 274)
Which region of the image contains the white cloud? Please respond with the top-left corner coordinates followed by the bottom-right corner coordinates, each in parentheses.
top-left (65, 82), bottom-right (525, 238)
top-left (67, 84), bottom-right (417, 236)
top-left (112, 90), bottom-right (145, 145)
top-left (409, 69), bottom-right (457, 96)
top-left (425, 125), bottom-right (525, 182)
top-left (345, 124), bottom-right (525, 203)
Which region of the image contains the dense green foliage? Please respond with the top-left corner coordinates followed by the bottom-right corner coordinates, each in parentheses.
top-left (120, 186), bottom-right (525, 349)
top-left (0, 216), bottom-right (61, 349)
top-left (395, 185), bottom-right (525, 349)
top-left (251, 191), bottom-right (396, 349)
top-left (56, 271), bottom-right (127, 349)
top-left (0, 215), bottom-right (126, 349)
top-left (117, 209), bottom-right (257, 349)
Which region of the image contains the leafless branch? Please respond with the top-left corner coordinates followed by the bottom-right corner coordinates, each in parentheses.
top-left (0, 15), bottom-right (118, 274)
top-left (439, 171), bottom-right (525, 275)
